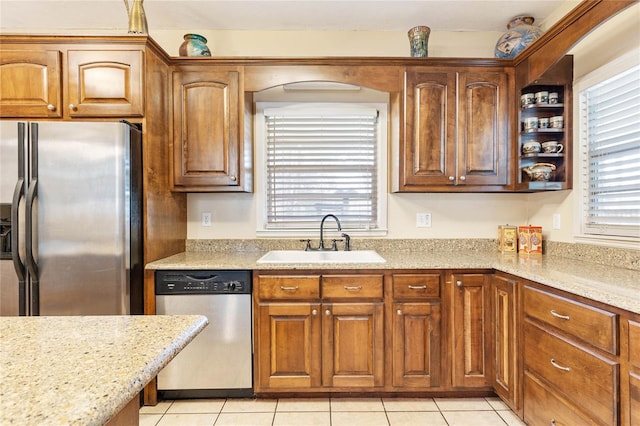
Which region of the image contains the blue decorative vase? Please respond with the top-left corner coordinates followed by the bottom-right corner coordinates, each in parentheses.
top-left (179, 34), bottom-right (212, 57)
top-left (408, 26), bottom-right (431, 57)
top-left (494, 16), bottom-right (543, 59)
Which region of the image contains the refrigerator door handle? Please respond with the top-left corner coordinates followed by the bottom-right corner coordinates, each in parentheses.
top-left (12, 123), bottom-right (27, 315)
top-left (26, 123), bottom-right (40, 315)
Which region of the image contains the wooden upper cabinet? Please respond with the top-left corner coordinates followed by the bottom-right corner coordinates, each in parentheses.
top-left (0, 44), bottom-right (144, 119)
top-left (66, 50), bottom-right (143, 117)
top-left (171, 68), bottom-right (249, 192)
top-left (399, 68), bottom-right (512, 192)
top-left (0, 49), bottom-right (62, 118)
top-left (457, 71), bottom-right (510, 187)
top-left (403, 70), bottom-right (456, 187)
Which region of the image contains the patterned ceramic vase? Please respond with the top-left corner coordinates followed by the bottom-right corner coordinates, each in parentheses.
top-left (179, 34), bottom-right (212, 57)
top-left (494, 16), bottom-right (544, 59)
top-left (408, 26), bottom-right (431, 57)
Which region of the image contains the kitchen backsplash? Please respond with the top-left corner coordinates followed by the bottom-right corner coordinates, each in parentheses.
top-left (187, 239), bottom-right (639, 271)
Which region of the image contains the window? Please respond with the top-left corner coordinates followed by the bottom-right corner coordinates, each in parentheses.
top-left (576, 51), bottom-right (640, 242)
top-left (255, 102), bottom-right (388, 236)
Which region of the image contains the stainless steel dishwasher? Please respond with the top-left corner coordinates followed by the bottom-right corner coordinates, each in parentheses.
top-left (155, 270), bottom-right (253, 398)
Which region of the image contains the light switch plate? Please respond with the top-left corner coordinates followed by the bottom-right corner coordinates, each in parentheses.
top-left (416, 213), bottom-right (432, 228)
top-left (552, 213), bottom-right (561, 230)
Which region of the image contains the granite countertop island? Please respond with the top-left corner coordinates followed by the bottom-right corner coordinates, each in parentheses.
top-left (147, 248), bottom-right (640, 315)
top-left (0, 314), bottom-right (208, 426)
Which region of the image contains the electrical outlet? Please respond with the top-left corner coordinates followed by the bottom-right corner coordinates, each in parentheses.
top-left (201, 212), bottom-right (212, 227)
top-left (552, 213), bottom-right (561, 230)
top-left (416, 213), bottom-right (432, 228)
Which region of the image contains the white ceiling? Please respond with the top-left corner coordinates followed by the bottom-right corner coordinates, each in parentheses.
top-left (0, 0), bottom-right (568, 32)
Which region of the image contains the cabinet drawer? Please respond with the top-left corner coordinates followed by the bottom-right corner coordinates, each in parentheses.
top-left (322, 275), bottom-right (383, 299)
top-left (524, 321), bottom-right (617, 426)
top-left (258, 276), bottom-right (320, 300)
top-left (524, 285), bottom-right (617, 354)
top-left (630, 320), bottom-right (640, 368)
top-left (392, 274), bottom-right (440, 299)
top-left (524, 372), bottom-right (595, 426)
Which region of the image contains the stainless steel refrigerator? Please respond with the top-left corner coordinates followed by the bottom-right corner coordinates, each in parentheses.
top-left (0, 121), bottom-right (143, 316)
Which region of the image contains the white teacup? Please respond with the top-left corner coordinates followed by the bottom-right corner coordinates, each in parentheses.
top-left (550, 116), bottom-right (564, 129)
top-left (522, 141), bottom-right (542, 154)
top-left (542, 141), bottom-right (564, 153)
top-left (524, 117), bottom-right (539, 131)
top-left (539, 117), bottom-right (550, 129)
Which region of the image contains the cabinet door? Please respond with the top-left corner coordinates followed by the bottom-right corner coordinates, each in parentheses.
top-left (172, 70), bottom-right (242, 190)
top-left (457, 72), bottom-right (510, 186)
top-left (322, 302), bottom-right (384, 388)
top-left (0, 49), bottom-right (62, 118)
top-left (392, 302), bottom-right (441, 387)
top-left (491, 275), bottom-right (519, 411)
top-left (67, 50), bottom-right (143, 117)
top-left (450, 273), bottom-right (491, 388)
top-left (403, 70), bottom-right (456, 188)
top-left (256, 303), bottom-right (321, 390)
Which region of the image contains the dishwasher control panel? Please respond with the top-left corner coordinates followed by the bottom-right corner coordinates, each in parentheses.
top-left (155, 270), bottom-right (252, 295)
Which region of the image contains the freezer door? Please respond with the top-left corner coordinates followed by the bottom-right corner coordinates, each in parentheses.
top-left (33, 122), bottom-right (131, 315)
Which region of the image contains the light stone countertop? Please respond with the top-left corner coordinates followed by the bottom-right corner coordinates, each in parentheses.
top-left (146, 250), bottom-right (640, 314)
top-left (0, 314), bottom-right (208, 426)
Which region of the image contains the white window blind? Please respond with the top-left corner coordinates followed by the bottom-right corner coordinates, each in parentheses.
top-left (263, 106), bottom-right (380, 230)
top-left (579, 64), bottom-right (640, 238)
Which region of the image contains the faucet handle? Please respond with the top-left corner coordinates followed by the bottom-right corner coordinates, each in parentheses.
top-left (299, 239), bottom-right (312, 251)
top-left (330, 239), bottom-right (343, 251)
top-left (341, 233), bottom-right (351, 251)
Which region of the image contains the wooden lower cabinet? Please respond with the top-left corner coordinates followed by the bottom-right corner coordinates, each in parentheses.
top-left (624, 320), bottom-right (640, 426)
top-left (523, 283), bottom-right (621, 426)
top-left (256, 302), bottom-right (321, 390)
top-left (322, 302), bottom-right (384, 388)
top-left (490, 274), bottom-right (520, 413)
top-left (523, 372), bottom-right (595, 426)
top-left (254, 273), bottom-right (385, 392)
top-left (391, 273), bottom-right (442, 388)
top-left (392, 302), bottom-right (441, 387)
top-left (449, 272), bottom-right (491, 388)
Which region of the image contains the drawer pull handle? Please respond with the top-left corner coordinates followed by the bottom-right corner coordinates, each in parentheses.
top-left (280, 286), bottom-right (299, 291)
top-left (550, 358), bottom-right (571, 372)
top-left (408, 285), bottom-right (427, 290)
top-left (343, 285), bottom-right (362, 291)
top-left (312, 309), bottom-right (318, 316)
top-left (550, 419), bottom-right (556, 426)
top-left (397, 309), bottom-right (403, 316)
top-left (325, 309), bottom-right (331, 316)
top-left (550, 310), bottom-right (570, 320)
top-left (455, 280), bottom-right (463, 287)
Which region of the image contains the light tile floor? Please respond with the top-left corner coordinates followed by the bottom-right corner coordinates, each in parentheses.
top-left (140, 397), bottom-right (527, 426)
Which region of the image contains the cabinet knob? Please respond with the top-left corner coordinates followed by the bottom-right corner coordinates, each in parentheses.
top-left (397, 309), bottom-right (403, 316)
top-left (311, 309), bottom-right (318, 316)
top-left (448, 176), bottom-right (455, 181)
top-left (68, 104), bottom-right (77, 111)
top-left (459, 175), bottom-right (466, 181)
top-left (455, 280), bottom-right (463, 287)
top-left (325, 309), bottom-right (331, 316)
top-left (230, 175), bottom-right (237, 181)
top-left (47, 104), bottom-right (56, 111)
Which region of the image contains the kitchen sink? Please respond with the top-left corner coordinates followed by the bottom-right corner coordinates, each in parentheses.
top-left (256, 250), bottom-right (386, 264)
